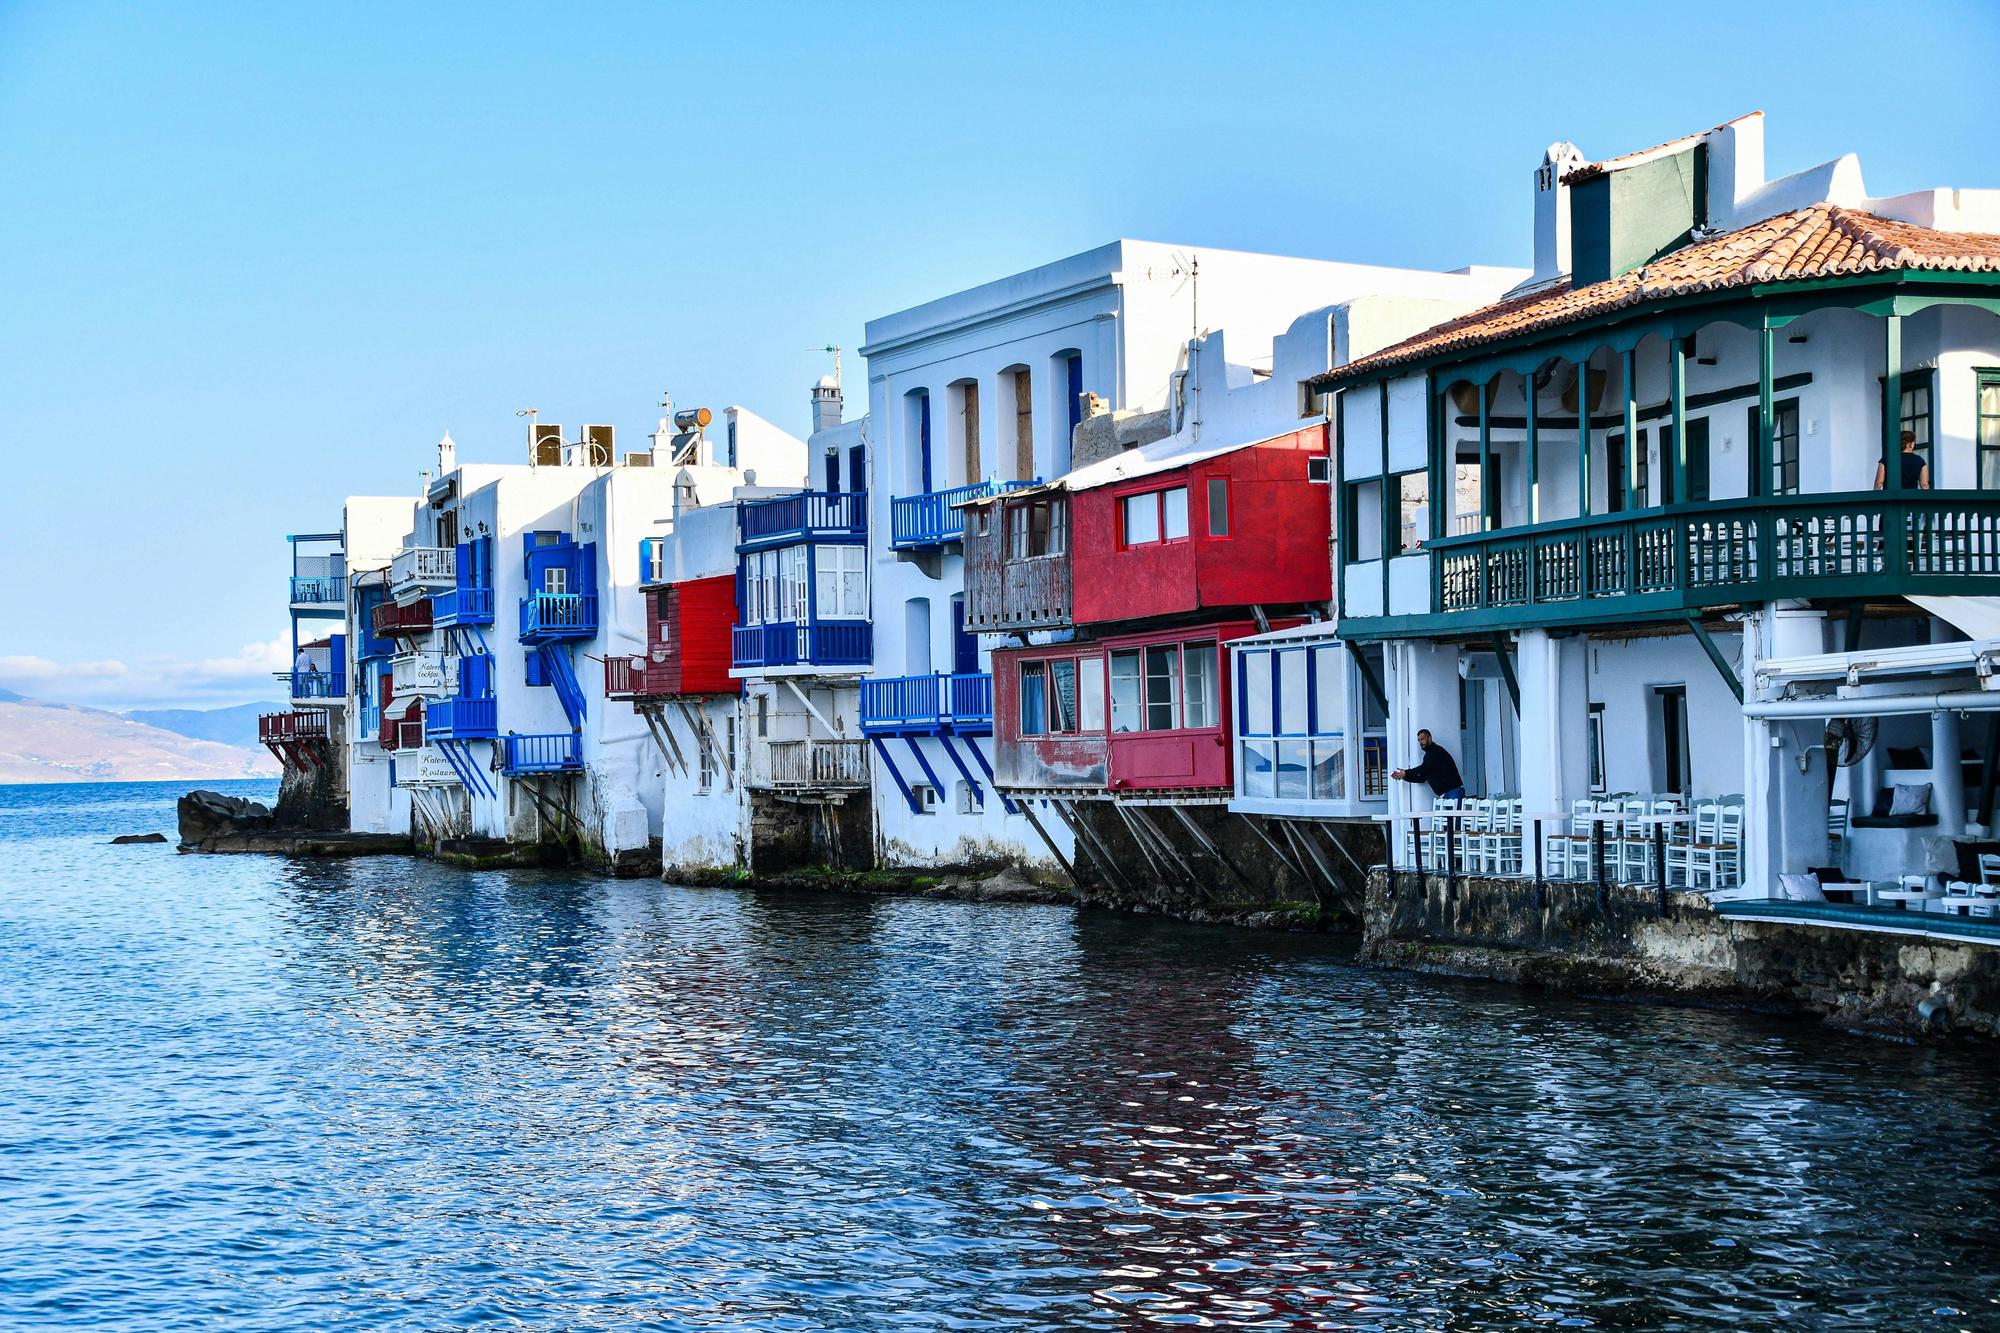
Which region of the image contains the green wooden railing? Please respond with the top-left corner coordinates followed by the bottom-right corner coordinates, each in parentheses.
top-left (1431, 491), bottom-right (2000, 621)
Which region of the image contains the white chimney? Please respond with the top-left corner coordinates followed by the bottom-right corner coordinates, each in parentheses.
top-left (1533, 141), bottom-right (1586, 283)
top-left (811, 374), bottom-right (843, 434)
top-left (438, 431), bottom-right (457, 474)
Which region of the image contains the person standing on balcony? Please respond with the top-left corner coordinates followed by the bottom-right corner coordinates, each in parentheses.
top-left (1873, 431), bottom-right (1930, 490)
top-left (1392, 729), bottom-right (1465, 801)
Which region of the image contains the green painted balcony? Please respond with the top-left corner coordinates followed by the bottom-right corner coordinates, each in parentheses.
top-left (1426, 491), bottom-right (2000, 629)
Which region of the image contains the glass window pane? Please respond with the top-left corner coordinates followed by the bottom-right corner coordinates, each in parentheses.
top-left (1184, 641), bottom-right (1216, 729)
top-left (1080, 657), bottom-right (1106, 732)
top-left (1240, 651), bottom-right (1272, 737)
top-left (1398, 473), bottom-right (1429, 552)
top-left (1049, 500), bottom-right (1069, 555)
top-left (1207, 478), bottom-right (1229, 536)
top-left (1123, 493), bottom-right (1159, 545)
top-left (1241, 740), bottom-right (1275, 799)
top-left (1312, 646), bottom-right (1340, 737)
top-left (1312, 737), bottom-right (1344, 800)
top-left (1276, 739), bottom-right (1309, 799)
top-left (842, 547), bottom-right (865, 616)
top-left (1019, 663), bottom-right (1047, 737)
top-left (1163, 487), bottom-right (1189, 539)
top-left (1144, 644), bottom-right (1180, 731)
top-left (1110, 651), bottom-right (1142, 733)
top-left (1278, 648), bottom-right (1307, 734)
top-left (1050, 659), bottom-right (1078, 733)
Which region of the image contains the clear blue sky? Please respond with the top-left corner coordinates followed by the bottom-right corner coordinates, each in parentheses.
top-left (2, 0), bottom-right (1995, 709)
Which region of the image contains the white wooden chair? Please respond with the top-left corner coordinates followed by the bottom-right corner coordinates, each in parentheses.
top-left (1685, 805), bottom-right (1743, 893)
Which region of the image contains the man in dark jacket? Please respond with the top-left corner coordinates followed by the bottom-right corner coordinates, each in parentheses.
top-left (1393, 729), bottom-right (1465, 801)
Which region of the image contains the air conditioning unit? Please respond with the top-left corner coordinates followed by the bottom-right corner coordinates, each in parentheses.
top-left (624, 452), bottom-right (653, 467)
top-left (531, 422), bottom-right (564, 466)
top-left (583, 424), bottom-right (615, 466)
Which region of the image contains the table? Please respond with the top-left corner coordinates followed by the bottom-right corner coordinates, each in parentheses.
top-left (1819, 883), bottom-right (1872, 906)
top-left (1936, 894), bottom-right (1988, 916)
top-left (1876, 889), bottom-right (1936, 911)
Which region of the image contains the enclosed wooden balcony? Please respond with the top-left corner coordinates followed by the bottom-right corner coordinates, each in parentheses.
top-left (736, 491), bottom-right (866, 552)
top-left (731, 620), bottom-right (872, 672)
top-left (518, 592), bottom-right (598, 642)
top-left (372, 598), bottom-right (434, 638)
top-left (1429, 492), bottom-right (2000, 630)
top-left (424, 696), bottom-right (497, 740)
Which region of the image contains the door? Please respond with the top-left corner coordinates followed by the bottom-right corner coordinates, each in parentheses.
top-left (1606, 433), bottom-right (1627, 513)
top-left (950, 596), bottom-right (977, 676)
top-left (1687, 418), bottom-right (1711, 502)
top-left (848, 444), bottom-right (867, 493)
top-left (823, 448), bottom-right (840, 493)
top-left (1459, 678), bottom-right (1485, 797)
top-left (1656, 686), bottom-right (1691, 794)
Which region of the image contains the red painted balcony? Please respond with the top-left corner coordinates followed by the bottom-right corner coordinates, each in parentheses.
top-left (372, 598), bottom-right (434, 639)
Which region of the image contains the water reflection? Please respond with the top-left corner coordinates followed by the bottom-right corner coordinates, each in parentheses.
top-left (1, 782), bottom-right (1996, 1330)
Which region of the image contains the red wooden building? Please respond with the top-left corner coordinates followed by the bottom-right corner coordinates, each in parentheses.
top-left (605, 573), bottom-right (741, 700)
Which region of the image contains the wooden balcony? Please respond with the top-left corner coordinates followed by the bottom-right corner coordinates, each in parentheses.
top-left (432, 586), bottom-right (494, 627)
top-left (372, 598), bottom-right (434, 638)
top-left (761, 738), bottom-right (869, 790)
top-left (731, 620), bottom-right (872, 671)
top-left (890, 480), bottom-right (1039, 549)
top-left (502, 731), bottom-right (583, 775)
top-left (258, 709), bottom-right (332, 768)
top-left (1425, 492), bottom-right (2000, 630)
top-left (424, 696), bottom-right (497, 740)
top-left (859, 672), bottom-right (993, 735)
top-left (736, 490), bottom-right (866, 552)
top-left (518, 592), bottom-right (598, 642)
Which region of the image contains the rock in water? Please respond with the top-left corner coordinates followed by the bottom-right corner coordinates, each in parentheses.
top-left (110, 833), bottom-right (168, 845)
top-left (177, 789), bottom-right (274, 849)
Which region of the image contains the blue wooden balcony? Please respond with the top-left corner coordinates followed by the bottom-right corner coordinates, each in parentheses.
top-left (890, 480), bottom-right (1040, 549)
top-left (282, 668), bottom-right (348, 702)
top-left (518, 592), bottom-right (599, 642)
top-left (737, 491), bottom-right (866, 553)
top-left (860, 672), bottom-right (993, 735)
top-left (289, 575), bottom-right (345, 607)
top-left (425, 696), bottom-right (497, 740)
top-left (433, 586), bottom-right (494, 627)
top-left (732, 620), bottom-right (872, 671)
top-left (502, 731), bottom-right (583, 775)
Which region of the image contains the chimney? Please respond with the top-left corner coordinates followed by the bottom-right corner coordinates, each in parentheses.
top-left (1533, 141), bottom-right (1586, 283)
top-left (811, 374), bottom-right (843, 434)
top-left (438, 431), bottom-right (457, 474)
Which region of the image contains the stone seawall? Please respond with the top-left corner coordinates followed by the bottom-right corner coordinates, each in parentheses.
top-left (1364, 870), bottom-right (2000, 1038)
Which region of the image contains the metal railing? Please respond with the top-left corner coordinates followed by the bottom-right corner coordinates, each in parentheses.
top-left (890, 479), bottom-right (1041, 548)
top-left (737, 490), bottom-right (867, 549)
top-left (390, 546), bottom-right (456, 591)
top-left (765, 738), bottom-right (870, 789)
top-left (1431, 491), bottom-right (2000, 621)
top-left (280, 668), bottom-right (348, 700)
top-left (502, 731), bottom-right (583, 774)
top-left (289, 575), bottom-right (346, 605)
top-left (518, 592), bottom-right (599, 640)
top-left (859, 671), bottom-right (993, 731)
top-left (731, 620), bottom-right (872, 670)
top-left (424, 696), bottom-right (497, 739)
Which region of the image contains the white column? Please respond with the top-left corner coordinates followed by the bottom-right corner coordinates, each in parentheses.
top-left (1515, 629), bottom-right (1565, 815)
top-left (1388, 639), bottom-right (1461, 813)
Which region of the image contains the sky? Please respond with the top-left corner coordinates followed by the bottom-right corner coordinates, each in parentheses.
top-left (2, 0), bottom-right (1996, 710)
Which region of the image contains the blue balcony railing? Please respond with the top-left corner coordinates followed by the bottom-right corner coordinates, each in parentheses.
top-left (518, 592), bottom-right (599, 642)
top-left (502, 731), bottom-right (583, 775)
top-left (433, 586), bottom-right (495, 627)
top-left (737, 491), bottom-right (867, 552)
top-left (731, 619), bottom-right (872, 670)
top-left (425, 696), bottom-right (497, 740)
top-left (289, 575), bottom-right (345, 606)
top-left (285, 669), bottom-right (348, 700)
top-left (890, 479), bottom-right (1041, 549)
top-left (860, 671), bottom-right (993, 733)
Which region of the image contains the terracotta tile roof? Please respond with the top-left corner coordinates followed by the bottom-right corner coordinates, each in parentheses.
top-left (1561, 113), bottom-right (1755, 185)
top-left (1313, 205), bottom-right (2000, 386)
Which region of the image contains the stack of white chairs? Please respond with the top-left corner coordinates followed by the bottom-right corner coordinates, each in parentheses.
top-left (1680, 803), bottom-right (1743, 892)
top-left (1545, 798), bottom-right (1598, 880)
top-left (1421, 797), bottom-right (1461, 871)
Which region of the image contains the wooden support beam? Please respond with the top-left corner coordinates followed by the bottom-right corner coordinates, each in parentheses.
top-left (1685, 615), bottom-right (1744, 704)
top-left (1477, 377), bottom-right (1491, 531)
top-left (1168, 804), bottom-right (1257, 895)
top-left (1239, 813), bottom-right (1308, 881)
top-left (1111, 801), bottom-right (1176, 887)
top-left (1489, 631), bottom-right (1521, 713)
top-left (1052, 799), bottom-right (1131, 894)
top-left (1621, 347), bottom-right (1639, 511)
top-left (1883, 313), bottom-right (1904, 491)
top-left (1756, 321), bottom-right (1774, 498)
top-left (1129, 805), bottom-right (1212, 898)
top-left (1017, 800), bottom-right (1079, 888)
top-left (1577, 358), bottom-right (1593, 518)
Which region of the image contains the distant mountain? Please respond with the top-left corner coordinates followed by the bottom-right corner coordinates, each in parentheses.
top-left (125, 701), bottom-right (279, 750)
top-left (0, 687), bottom-right (26, 703)
top-left (0, 697), bottom-right (279, 784)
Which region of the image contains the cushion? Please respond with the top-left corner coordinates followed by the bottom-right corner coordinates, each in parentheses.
top-left (1871, 789), bottom-right (1893, 818)
top-left (1778, 873), bottom-right (1825, 903)
top-left (1889, 783), bottom-right (1933, 817)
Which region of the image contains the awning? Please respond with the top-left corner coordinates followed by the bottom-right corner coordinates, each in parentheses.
top-left (1910, 595), bottom-right (2000, 641)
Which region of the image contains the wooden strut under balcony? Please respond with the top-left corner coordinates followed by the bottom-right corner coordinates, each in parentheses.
top-left (514, 771), bottom-right (582, 847)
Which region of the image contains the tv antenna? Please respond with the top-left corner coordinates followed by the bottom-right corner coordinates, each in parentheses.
top-left (812, 344), bottom-right (843, 391)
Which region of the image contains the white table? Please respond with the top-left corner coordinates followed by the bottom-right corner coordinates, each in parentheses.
top-left (1876, 889), bottom-right (1937, 911)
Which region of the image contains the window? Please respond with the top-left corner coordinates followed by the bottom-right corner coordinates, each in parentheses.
top-left (1885, 371), bottom-right (1935, 472)
top-left (1049, 659), bottom-right (1078, 733)
top-left (1605, 434), bottom-right (1626, 514)
top-left (1587, 702), bottom-right (1607, 793)
top-left (1183, 642), bottom-right (1217, 729)
top-left (911, 783), bottom-right (938, 814)
top-left (1207, 478), bottom-right (1229, 536)
top-left (813, 545), bottom-right (866, 618)
top-left (1144, 644), bottom-right (1180, 731)
top-left (1979, 371), bottom-right (2000, 489)
top-left (1396, 472), bottom-right (1429, 552)
top-left (1019, 662), bottom-right (1048, 737)
top-left (1079, 657), bottom-right (1105, 732)
top-left (1771, 400), bottom-right (1801, 496)
top-left (756, 692), bottom-right (768, 738)
top-left (1307, 455), bottom-right (1332, 484)
top-left (1277, 648), bottom-right (1307, 734)
top-left (1008, 499), bottom-right (1064, 560)
top-left (957, 781), bottom-right (979, 815)
top-left (698, 726), bottom-right (714, 792)
top-left (1110, 650), bottom-right (1142, 733)
top-left (544, 566), bottom-right (568, 595)
top-left (1122, 492), bottom-right (1160, 545)
top-left (1635, 428), bottom-right (1651, 507)
top-left (1687, 418), bottom-right (1712, 503)
top-left (1162, 487), bottom-right (1188, 540)
top-left (1345, 479), bottom-right (1384, 562)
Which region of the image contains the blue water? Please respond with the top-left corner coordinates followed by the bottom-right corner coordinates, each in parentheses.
top-left (1, 781), bottom-right (1996, 1330)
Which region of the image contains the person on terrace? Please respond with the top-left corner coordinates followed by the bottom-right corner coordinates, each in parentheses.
top-left (1873, 431), bottom-right (1930, 490)
top-left (1393, 728), bottom-right (1465, 802)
